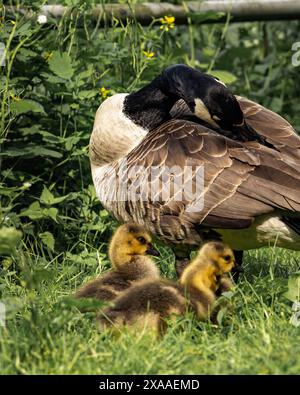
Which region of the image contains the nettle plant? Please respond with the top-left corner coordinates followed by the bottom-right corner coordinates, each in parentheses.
top-left (0, 3), bottom-right (170, 261)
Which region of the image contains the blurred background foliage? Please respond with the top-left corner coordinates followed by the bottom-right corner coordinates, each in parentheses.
top-left (1, 0), bottom-right (300, 261)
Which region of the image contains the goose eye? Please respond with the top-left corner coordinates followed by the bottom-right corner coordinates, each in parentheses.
top-left (137, 236), bottom-right (146, 244)
top-left (224, 255), bottom-right (231, 262)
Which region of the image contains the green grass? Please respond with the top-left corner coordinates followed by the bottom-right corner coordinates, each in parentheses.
top-left (1, 245), bottom-right (300, 375)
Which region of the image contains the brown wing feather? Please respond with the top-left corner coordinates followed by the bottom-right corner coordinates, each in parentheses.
top-left (123, 120), bottom-right (300, 236)
top-left (237, 96), bottom-right (300, 161)
top-left (97, 119), bottom-right (300, 246)
top-left (171, 96), bottom-right (300, 161)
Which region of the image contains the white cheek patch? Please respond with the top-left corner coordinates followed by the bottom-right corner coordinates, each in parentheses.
top-left (194, 98), bottom-right (219, 128)
top-left (212, 77), bottom-right (226, 87)
top-left (233, 120), bottom-right (245, 127)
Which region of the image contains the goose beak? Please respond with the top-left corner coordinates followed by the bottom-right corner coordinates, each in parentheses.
top-left (234, 120), bottom-right (266, 145)
top-left (146, 243), bottom-right (160, 257)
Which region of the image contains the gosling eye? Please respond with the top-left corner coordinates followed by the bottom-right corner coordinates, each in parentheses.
top-left (137, 236), bottom-right (146, 244)
top-left (223, 255), bottom-right (232, 262)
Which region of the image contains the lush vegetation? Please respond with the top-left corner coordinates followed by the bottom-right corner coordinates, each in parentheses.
top-left (1, 1), bottom-right (300, 374)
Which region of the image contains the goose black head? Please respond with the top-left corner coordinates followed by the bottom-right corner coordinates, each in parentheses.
top-left (125, 64), bottom-right (263, 144)
top-left (161, 64), bottom-right (268, 144)
top-left (161, 64), bottom-right (245, 130)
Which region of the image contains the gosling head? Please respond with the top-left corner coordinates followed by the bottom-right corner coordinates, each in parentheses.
top-left (198, 241), bottom-right (235, 274)
top-left (109, 223), bottom-right (159, 268)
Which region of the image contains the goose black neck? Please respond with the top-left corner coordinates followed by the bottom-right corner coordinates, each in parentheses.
top-left (123, 75), bottom-right (177, 131)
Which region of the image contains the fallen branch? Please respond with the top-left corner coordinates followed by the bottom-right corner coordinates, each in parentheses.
top-left (6, 0), bottom-right (300, 25)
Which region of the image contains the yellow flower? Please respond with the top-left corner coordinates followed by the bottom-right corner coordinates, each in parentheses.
top-left (99, 87), bottom-right (110, 99)
top-left (163, 16), bottom-right (175, 24)
top-left (160, 15), bottom-right (175, 31)
top-left (10, 93), bottom-right (20, 101)
top-left (143, 51), bottom-right (155, 59)
top-left (44, 51), bottom-right (53, 61)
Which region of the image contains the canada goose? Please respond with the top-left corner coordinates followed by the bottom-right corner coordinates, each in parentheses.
top-left (75, 223), bottom-right (160, 302)
top-left (90, 64), bottom-right (300, 274)
top-left (98, 241), bottom-right (235, 335)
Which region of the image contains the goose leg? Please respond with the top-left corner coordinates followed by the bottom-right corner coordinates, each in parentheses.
top-left (232, 250), bottom-right (244, 282)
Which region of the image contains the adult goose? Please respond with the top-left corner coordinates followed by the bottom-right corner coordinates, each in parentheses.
top-left (90, 64), bottom-right (300, 272)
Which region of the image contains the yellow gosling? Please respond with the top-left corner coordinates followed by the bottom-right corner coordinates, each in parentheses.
top-left (98, 241), bottom-right (235, 335)
top-left (75, 223), bottom-right (160, 302)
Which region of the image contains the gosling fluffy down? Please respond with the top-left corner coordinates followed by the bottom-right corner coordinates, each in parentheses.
top-left (98, 241), bottom-right (235, 333)
top-left (75, 223), bottom-right (160, 302)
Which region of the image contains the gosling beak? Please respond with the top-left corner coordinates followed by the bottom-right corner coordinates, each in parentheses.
top-left (146, 243), bottom-right (160, 257)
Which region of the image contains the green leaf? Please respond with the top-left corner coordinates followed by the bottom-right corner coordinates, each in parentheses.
top-left (15, 22), bottom-right (32, 37)
top-left (216, 306), bottom-right (228, 326)
top-left (40, 186), bottom-right (55, 205)
top-left (40, 186), bottom-right (73, 205)
top-left (20, 201), bottom-right (44, 220)
top-left (10, 99), bottom-right (45, 115)
top-left (39, 231), bottom-right (55, 252)
top-left (0, 146), bottom-right (62, 159)
top-left (77, 90), bottom-right (98, 100)
top-left (0, 227), bottom-right (22, 256)
top-left (210, 70), bottom-right (237, 85)
top-left (45, 207), bottom-right (58, 222)
top-left (77, 65), bottom-right (94, 81)
top-left (31, 130), bottom-right (61, 144)
top-left (48, 51), bottom-right (74, 80)
top-left (18, 48), bottom-right (38, 61)
top-left (283, 272), bottom-right (300, 302)
top-left (21, 202), bottom-right (59, 222)
top-left (64, 135), bottom-right (81, 151)
top-left (40, 72), bottom-right (67, 84)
